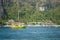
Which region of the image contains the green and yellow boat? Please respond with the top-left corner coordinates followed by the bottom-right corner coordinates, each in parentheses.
top-left (11, 25), bottom-right (26, 29)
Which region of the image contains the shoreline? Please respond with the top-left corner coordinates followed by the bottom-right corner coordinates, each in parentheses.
top-left (0, 25), bottom-right (60, 27)
top-left (27, 25), bottom-right (60, 26)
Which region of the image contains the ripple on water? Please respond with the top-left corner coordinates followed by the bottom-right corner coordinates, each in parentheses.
top-left (0, 26), bottom-right (60, 40)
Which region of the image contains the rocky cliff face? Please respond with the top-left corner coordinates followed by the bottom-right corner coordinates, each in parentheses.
top-left (0, 0), bottom-right (3, 19)
top-left (0, 0), bottom-right (9, 19)
top-left (0, 7), bottom-right (4, 19)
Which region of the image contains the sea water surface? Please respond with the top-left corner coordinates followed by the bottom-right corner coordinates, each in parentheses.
top-left (0, 26), bottom-right (60, 40)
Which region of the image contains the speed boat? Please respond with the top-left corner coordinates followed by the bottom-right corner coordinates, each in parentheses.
top-left (10, 25), bottom-right (26, 29)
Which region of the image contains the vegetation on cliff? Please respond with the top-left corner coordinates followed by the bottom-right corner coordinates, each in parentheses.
top-left (0, 0), bottom-right (60, 25)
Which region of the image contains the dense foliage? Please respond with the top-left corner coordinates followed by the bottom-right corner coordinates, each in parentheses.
top-left (0, 0), bottom-right (60, 24)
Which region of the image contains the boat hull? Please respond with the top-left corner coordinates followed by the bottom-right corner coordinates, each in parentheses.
top-left (11, 25), bottom-right (26, 29)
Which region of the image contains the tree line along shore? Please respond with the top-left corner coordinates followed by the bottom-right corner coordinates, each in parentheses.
top-left (0, 0), bottom-right (60, 25)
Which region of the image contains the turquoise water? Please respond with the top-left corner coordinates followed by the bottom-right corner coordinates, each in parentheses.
top-left (0, 26), bottom-right (60, 40)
